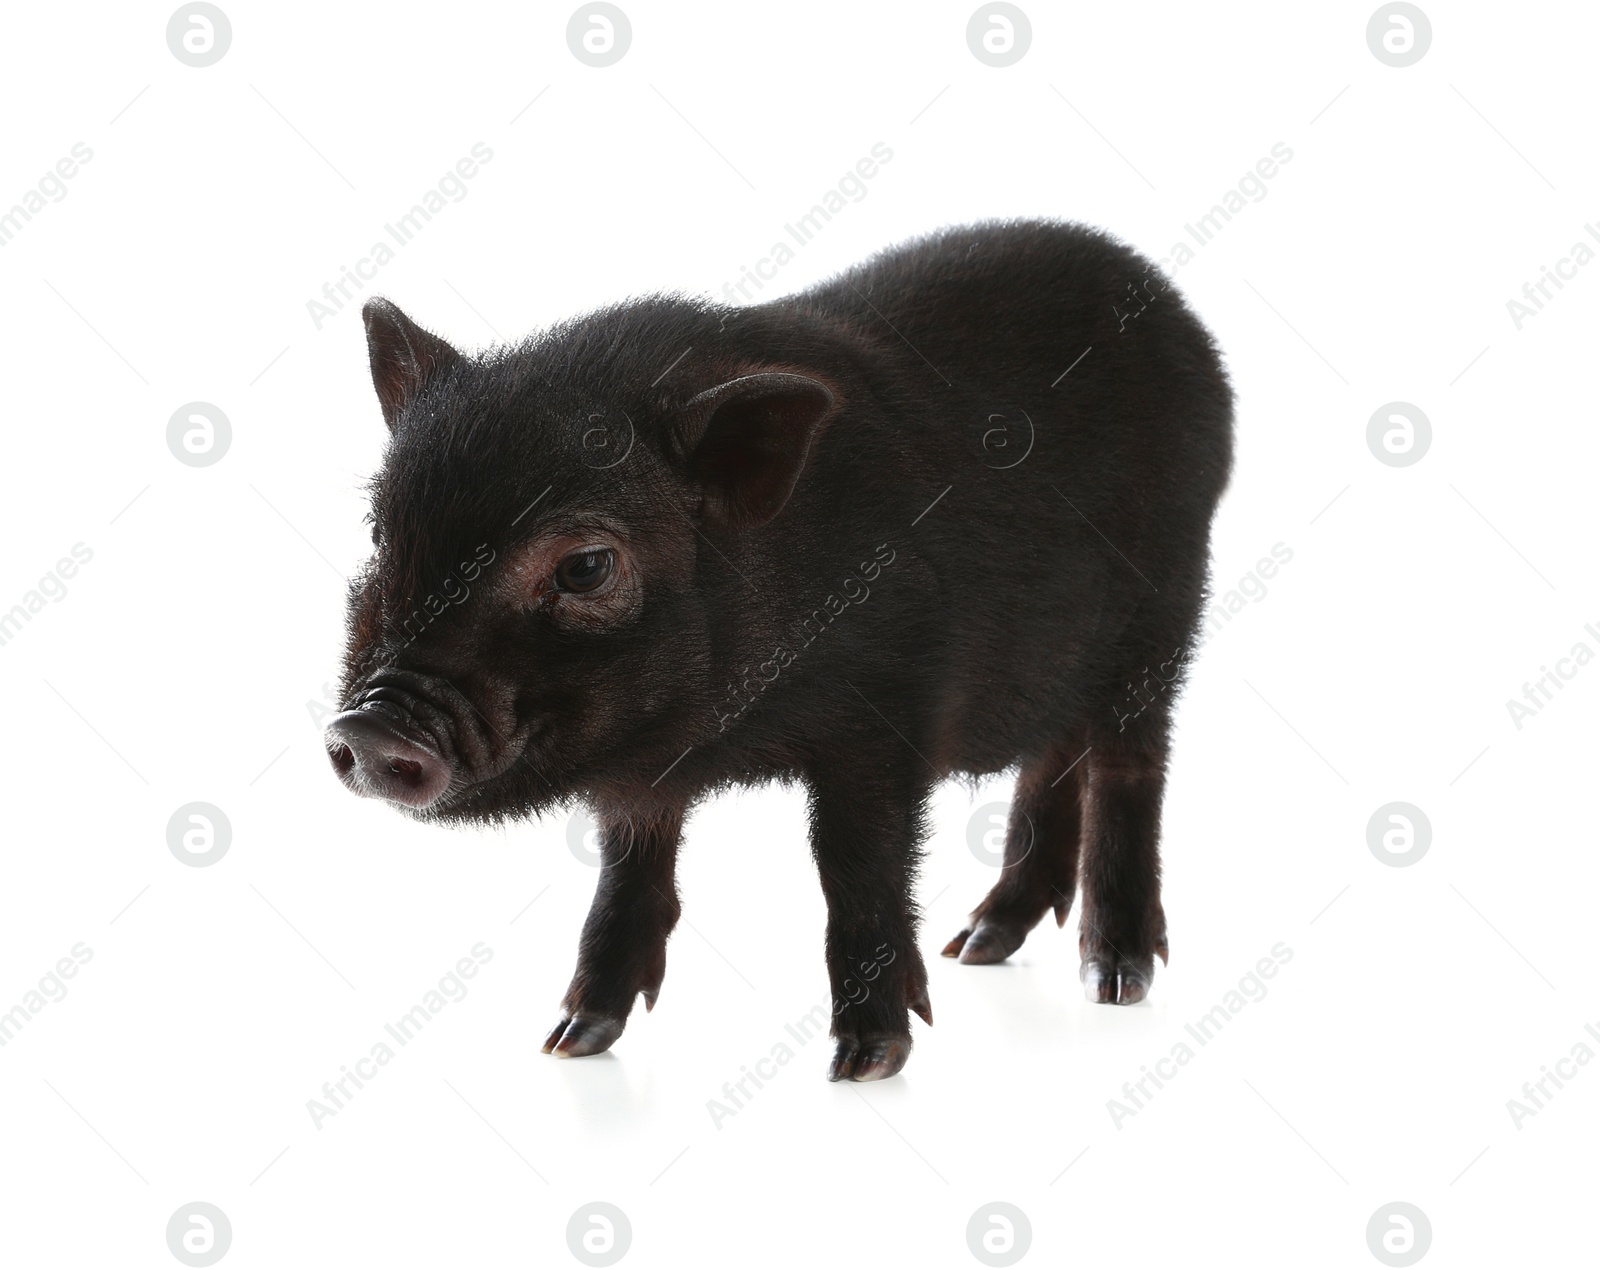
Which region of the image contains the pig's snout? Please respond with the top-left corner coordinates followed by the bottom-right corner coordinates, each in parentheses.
top-left (325, 708), bottom-right (451, 809)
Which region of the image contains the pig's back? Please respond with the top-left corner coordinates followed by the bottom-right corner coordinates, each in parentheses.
top-left (792, 219), bottom-right (1231, 506)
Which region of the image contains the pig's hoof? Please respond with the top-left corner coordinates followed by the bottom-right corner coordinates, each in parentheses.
top-left (541, 1012), bottom-right (625, 1057)
top-left (1080, 957), bottom-right (1151, 1005)
top-left (941, 916), bottom-right (1027, 965)
top-left (827, 1034), bottom-right (911, 1082)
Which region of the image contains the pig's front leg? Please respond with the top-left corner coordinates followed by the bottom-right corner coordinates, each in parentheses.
top-left (542, 806), bottom-right (684, 1058)
top-left (807, 758), bottom-right (933, 1081)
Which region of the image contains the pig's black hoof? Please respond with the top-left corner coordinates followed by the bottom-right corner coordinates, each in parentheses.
top-left (541, 1013), bottom-right (625, 1057)
top-left (827, 1035), bottom-right (910, 1082)
top-left (1080, 957), bottom-right (1151, 1005)
top-left (941, 917), bottom-right (1027, 965)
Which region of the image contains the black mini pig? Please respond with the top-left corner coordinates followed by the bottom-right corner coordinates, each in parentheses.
top-left (326, 219), bottom-right (1233, 1081)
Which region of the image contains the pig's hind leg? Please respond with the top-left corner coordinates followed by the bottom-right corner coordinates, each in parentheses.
top-left (542, 806), bottom-right (684, 1058)
top-left (1075, 710), bottom-right (1171, 1005)
top-left (941, 737), bottom-right (1087, 965)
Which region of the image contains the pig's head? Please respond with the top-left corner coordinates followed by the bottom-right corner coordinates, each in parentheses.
top-left (325, 297), bottom-right (838, 823)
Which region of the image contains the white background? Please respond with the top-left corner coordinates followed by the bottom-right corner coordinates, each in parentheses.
top-left (1, 1), bottom-right (1595, 1266)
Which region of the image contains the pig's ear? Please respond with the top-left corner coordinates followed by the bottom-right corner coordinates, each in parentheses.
top-left (673, 373), bottom-right (837, 530)
top-left (361, 297), bottom-right (462, 430)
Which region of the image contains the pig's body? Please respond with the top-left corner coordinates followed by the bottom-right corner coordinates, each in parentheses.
top-left (329, 220), bottom-right (1233, 1081)
top-left (686, 223), bottom-right (1232, 783)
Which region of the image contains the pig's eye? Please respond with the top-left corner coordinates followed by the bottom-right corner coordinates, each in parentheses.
top-left (553, 548), bottom-right (615, 595)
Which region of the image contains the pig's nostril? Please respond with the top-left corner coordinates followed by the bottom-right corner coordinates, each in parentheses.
top-left (329, 744), bottom-right (355, 778)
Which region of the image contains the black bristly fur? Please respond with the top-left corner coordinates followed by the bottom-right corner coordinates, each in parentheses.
top-left (332, 219), bottom-right (1234, 1081)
